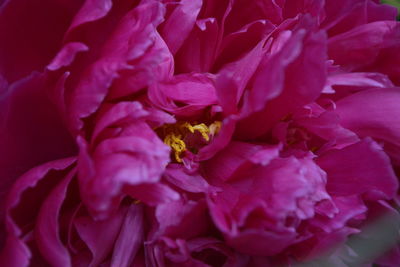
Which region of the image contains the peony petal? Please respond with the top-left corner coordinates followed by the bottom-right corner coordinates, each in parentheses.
top-left (34, 168), bottom-right (76, 267)
top-left (0, 73), bottom-right (76, 225)
top-left (0, 158), bottom-right (75, 266)
top-left (111, 204), bottom-right (144, 267)
top-left (196, 115), bottom-right (237, 161)
top-left (223, 0), bottom-right (282, 33)
top-left (66, 0), bottom-right (113, 36)
top-left (124, 183), bottom-right (179, 206)
top-left (328, 21), bottom-right (398, 70)
top-left (0, 234), bottom-right (31, 267)
top-left (68, 1), bottom-right (165, 131)
top-left (215, 19), bottom-right (274, 72)
top-left (154, 199), bottom-right (209, 240)
top-left (175, 17), bottom-right (219, 73)
top-left (108, 31), bottom-right (174, 99)
top-left (78, 122), bottom-right (170, 217)
top-left (335, 88), bottom-right (400, 148)
top-left (74, 209), bottom-right (125, 267)
top-left (164, 165), bottom-right (211, 193)
top-left (92, 101), bottom-right (149, 142)
top-left (47, 42), bottom-right (89, 71)
top-left (312, 195), bottom-right (367, 232)
top-left (316, 138), bottom-right (398, 199)
top-left (227, 229), bottom-right (297, 256)
top-left (202, 141), bottom-right (281, 182)
top-left (216, 37), bottom-right (268, 115)
top-left (148, 73), bottom-right (217, 113)
top-left (160, 0), bottom-right (203, 54)
top-left (283, 0), bottom-right (326, 21)
top-left (293, 104), bottom-right (359, 150)
top-left (322, 0), bottom-right (397, 36)
top-left (323, 72), bottom-right (394, 94)
top-left (237, 16), bottom-right (327, 138)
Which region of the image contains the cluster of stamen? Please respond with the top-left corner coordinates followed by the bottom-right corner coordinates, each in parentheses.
top-left (160, 121), bottom-right (221, 162)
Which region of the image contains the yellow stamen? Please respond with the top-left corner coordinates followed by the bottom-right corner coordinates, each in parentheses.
top-left (160, 121), bottom-right (221, 162)
top-left (164, 133), bottom-right (186, 162)
top-left (209, 121), bottom-right (222, 136)
top-left (192, 123), bottom-right (210, 141)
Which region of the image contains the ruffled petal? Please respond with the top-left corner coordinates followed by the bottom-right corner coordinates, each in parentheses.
top-left (47, 42), bottom-right (89, 71)
top-left (237, 16), bottom-right (327, 138)
top-left (160, 0), bottom-right (203, 54)
top-left (74, 208), bottom-right (124, 267)
top-left (335, 88), bottom-right (400, 148)
top-left (111, 204), bottom-right (144, 267)
top-left (0, 73), bottom-right (76, 223)
top-left (316, 138), bottom-right (398, 199)
top-left (0, 158), bottom-right (75, 266)
top-left (68, 1), bottom-right (166, 131)
top-left (34, 168), bottom-right (76, 267)
top-left (328, 21), bottom-right (398, 70)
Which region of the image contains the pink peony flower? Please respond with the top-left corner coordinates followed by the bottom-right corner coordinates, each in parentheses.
top-left (1, 0), bottom-right (400, 266)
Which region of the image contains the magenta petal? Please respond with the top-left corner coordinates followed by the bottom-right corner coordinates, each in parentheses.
top-left (148, 73), bottom-right (217, 115)
top-left (197, 115), bottom-right (237, 161)
top-left (111, 205), bottom-right (144, 267)
top-left (317, 138), bottom-right (398, 199)
top-left (74, 209), bottom-right (124, 267)
top-left (322, 0), bottom-right (397, 36)
top-left (186, 237), bottom-right (240, 266)
top-left (312, 195), bottom-right (367, 232)
top-left (238, 17), bottom-right (327, 138)
top-left (78, 121), bottom-right (170, 216)
top-left (227, 230), bottom-right (297, 256)
top-left (154, 199), bottom-right (209, 239)
top-left (283, 0), bottom-right (325, 21)
top-left (0, 158), bottom-right (75, 266)
top-left (124, 183), bottom-right (179, 206)
top-left (335, 88), bottom-right (400, 149)
top-left (216, 38), bottom-right (267, 114)
top-left (324, 72), bottom-right (394, 93)
top-left (0, 73), bottom-right (76, 218)
top-left (92, 102), bottom-right (150, 141)
top-left (68, 1), bottom-right (165, 131)
top-left (67, 0), bottom-right (113, 36)
top-left (47, 42), bottom-right (89, 71)
top-left (202, 141), bottom-right (281, 182)
top-left (175, 17), bottom-right (219, 73)
top-left (293, 104), bottom-right (359, 150)
top-left (34, 168), bottom-right (76, 267)
top-left (0, 234), bottom-right (31, 267)
top-left (108, 31), bottom-right (174, 99)
top-left (328, 21), bottom-right (398, 70)
top-left (160, 0), bottom-right (203, 54)
top-left (164, 165), bottom-right (211, 193)
top-left (5, 157), bottom-right (76, 230)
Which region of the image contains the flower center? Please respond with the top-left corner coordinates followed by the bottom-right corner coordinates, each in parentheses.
top-left (160, 121), bottom-right (221, 162)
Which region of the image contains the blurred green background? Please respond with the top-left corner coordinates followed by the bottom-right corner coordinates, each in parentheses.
top-left (382, 0), bottom-right (400, 12)
top-left (382, 0), bottom-right (400, 19)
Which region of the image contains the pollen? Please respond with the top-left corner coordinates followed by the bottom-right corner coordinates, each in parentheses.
top-left (160, 121), bottom-right (221, 162)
